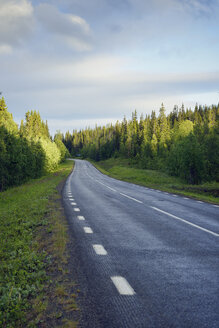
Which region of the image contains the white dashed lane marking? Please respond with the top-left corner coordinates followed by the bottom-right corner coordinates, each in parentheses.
top-left (84, 227), bottom-right (93, 234)
top-left (71, 202), bottom-right (77, 205)
top-left (74, 208), bottom-right (80, 212)
top-left (95, 180), bottom-right (117, 192)
top-left (93, 244), bottom-right (107, 255)
top-left (111, 276), bottom-right (136, 295)
top-left (77, 216), bottom-right (85, 221)
top-left (151, 206), bottom-right (219, 237)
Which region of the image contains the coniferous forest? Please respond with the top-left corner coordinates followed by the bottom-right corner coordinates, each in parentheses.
top-left (1, 98), bottom-right (218, 190)
top-left (63, 103), bottom-right (219, 185)
top-left (0, 97), bottom-right (69, 191)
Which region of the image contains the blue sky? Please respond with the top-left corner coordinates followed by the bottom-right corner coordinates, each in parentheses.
top-left (0, 0), bottom-right (219, 135)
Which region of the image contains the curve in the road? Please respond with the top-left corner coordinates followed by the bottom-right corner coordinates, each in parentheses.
top-left (63, 159), bottom-right (219, 328)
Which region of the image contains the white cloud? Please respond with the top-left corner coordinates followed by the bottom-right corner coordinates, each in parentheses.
top-left (35, 4), bottom-right (90, 36)
top-left (2, 51), bottom-right (219, 96)
top-left (0, 0), bottom-right (33, 18)
top-left (0, 1), bottom-right (92, 53)
top-left (0, 0), bottom-right (34, 47)
top-left (1, 0), bottom-right (219, 134)
top-left (69, 15), bottom-right (90, 34)
top-left (60, 35), bottom-right (92, 52)
top-left (0, 44), bottom-right (12, 54)
top-left (35, 3), bottom-right (92, 51)
top-left (184, 0), bottom-right (213, 15)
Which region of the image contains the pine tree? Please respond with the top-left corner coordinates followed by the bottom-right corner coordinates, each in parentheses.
top-left (208, 108), bottom-right (216, 129)
top-left (0, 97), bottom-right (7, 112)
top-left (159, 103), bottom-right (170, 148)
top-left (0, 97), bottom-right (18, 133)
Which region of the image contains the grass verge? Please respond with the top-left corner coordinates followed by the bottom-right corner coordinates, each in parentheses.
top-left (0, 161), bottom-right (79, 327)
top-left (90, 158), bottom-right (219, 204)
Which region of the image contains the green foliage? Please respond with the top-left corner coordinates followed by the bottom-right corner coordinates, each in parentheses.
top-left (54, 131), bottom-right (70, 162)
top-left (39, 138), bottom-right (61, 172)
top-left (64, 103), bottom-right (219, 184)
top-left (203, 125), bottom-right (219, 181)
top-left (92, 158), bottom-right (219, 203)
top-left (0, 97), bottom-right (18, 134)
top-left (0, 162), bottom-right (73, 327)
top-left (21, 110), bottom-right (62, 173)
top-left (21, 110), bottom-right (50, 139)
top-left (0, 126), bottom-right (46, 191)
top-left (173, 120), bottom-right (194, 141)
top-left (0, 99), bottom-right (64, 191)
top-left (168, 133), bottom-right (204, 184)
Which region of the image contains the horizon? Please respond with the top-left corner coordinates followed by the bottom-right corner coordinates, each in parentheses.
top-left (6, 100), bottom-right (217, 137)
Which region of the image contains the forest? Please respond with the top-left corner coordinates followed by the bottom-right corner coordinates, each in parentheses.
top-left (0, 97), bottom-right (69, 191)
top-left (63, 103), bottom-right (219, 185)
top-left (1, 97), bottom-right (218, 189)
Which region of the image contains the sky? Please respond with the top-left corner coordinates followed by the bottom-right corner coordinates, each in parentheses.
top-left (0, 0), bottom-right (219, 136)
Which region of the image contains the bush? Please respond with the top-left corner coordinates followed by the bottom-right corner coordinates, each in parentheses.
top-left (54, 138), bottom-right (70, 162)
top-left (0, 127), bottom-right (46, 191)
top-left (39, 138), bottom-right (61, 172)
top-left (168, 133), bottom-right (204, 184)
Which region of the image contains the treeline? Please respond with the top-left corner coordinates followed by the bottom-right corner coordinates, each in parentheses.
top-left (63, 103), bottom-right (219, 184)
top-left (0, 97), bottom-right (69, 191)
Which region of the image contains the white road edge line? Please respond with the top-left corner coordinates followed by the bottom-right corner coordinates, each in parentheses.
top-left (84, 227), bottom-right (93, 234)
top-left (151, 206), bottom-right (219, 237)
top-left (213, 205), bottom-right (219, 208)
top-left (119, 192), bottom-right (143, 204)
top-left (73, 208), bottom-right (80, 212)
top-left (111, 276), bottom-right (136, 295)
top-left (77, 216), bottom-right (85, 221)
top-left (93, 244), bottom-right (107, 255)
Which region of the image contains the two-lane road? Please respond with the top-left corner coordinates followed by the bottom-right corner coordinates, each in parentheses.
top-left (63, 159), bottom-right (219, 328)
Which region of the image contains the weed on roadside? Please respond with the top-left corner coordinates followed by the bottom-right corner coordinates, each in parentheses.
top-left (91, 158), bottom-right (219, 203)
top-left (0, 161), bottom-right (80, 327)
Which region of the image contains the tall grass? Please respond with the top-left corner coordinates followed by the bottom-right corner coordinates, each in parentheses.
top-left (0, 161), bottom-right (78, 327)
top-left (91, 158), bottom-right (219, 203)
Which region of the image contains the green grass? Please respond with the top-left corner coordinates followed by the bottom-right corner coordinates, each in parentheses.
top-left (0, 161), bottom-right (79, 327)
top-left (90, 158), bottom-right (219, 204)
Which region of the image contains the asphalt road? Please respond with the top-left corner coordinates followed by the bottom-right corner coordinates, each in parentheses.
top-left (63, 159), bottom-right (219, 328)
